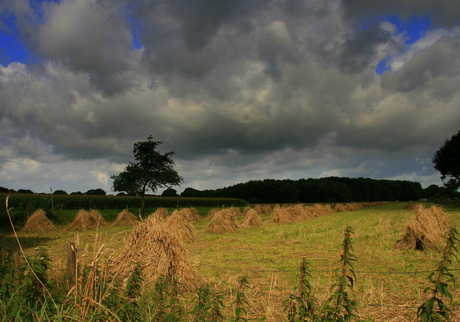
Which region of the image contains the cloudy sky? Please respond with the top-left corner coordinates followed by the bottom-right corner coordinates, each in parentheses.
top-left (1, 0), bottom-right (459, 195)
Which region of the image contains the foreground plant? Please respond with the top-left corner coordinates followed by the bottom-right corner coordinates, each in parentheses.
top-left (285, 257), bottom-right (316, 321)
top-left (319, 226), bottom-right (360, 322)
top-left (417, 227), bottom-right (459, 322)
top-left (192, 284), bottom-right (225, 322)
top-left (233, 276), bottom-right (250, 322)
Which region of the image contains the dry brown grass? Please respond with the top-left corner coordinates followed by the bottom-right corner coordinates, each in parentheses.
top-left (111, 209), bottom-right (140, 227)
top-left (64, 209), bottom-right (108, 231)
top-left (395, 204), bottom-right (451, 251)
top-left (205, 208), bottom-right (241, 233)
top-left (240, 208), bottom-right (263, 229)
top-left (112, 216), bottom-right (203, 290)
top-left (21, 209), bottom-right (57, 233)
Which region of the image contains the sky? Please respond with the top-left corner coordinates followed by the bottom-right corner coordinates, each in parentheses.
top-left (0, 0), bottom-right (459, 195)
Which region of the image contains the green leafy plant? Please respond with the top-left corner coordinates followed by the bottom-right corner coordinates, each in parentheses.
top-left (319, 226), bottom-right (360, 322)
top-left (234, 276), bottom-right (250, 322)
top-left (417, 227), bottom-right (459, 322)
top-left (118, 262), bottom-right (143, 322)
top-left (285, 257), bottom-right (316, 321)
top-left (191, 284), bottom-right (225, 322)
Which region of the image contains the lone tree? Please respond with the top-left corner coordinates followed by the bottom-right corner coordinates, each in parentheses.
top-left (433, 130), bottom-right (460, 196)
top-left (111, 136), bottom-right (183, 217)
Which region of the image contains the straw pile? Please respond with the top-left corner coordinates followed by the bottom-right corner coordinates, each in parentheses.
top-left (146, 208), bottom-right (169, 222)
top-left (64, 209), bottom-right (108, 231)
top-left (111, 209), bottom-right (140, 227)
top-left (270, 205), bottom-right (298, 223)
top-left (205, 208), bottom-right (241, 233)
top-left (254, 204), bottom-right (272, 215)
top-left (112, 216), bottom-right (203, 290)
top-left (240, 208), bottom-right (263, 229)
top-left (207, 208), bottom-right (220, 219)
top-left (21, 209), bottom-right (57, 233)
top-left (334, 203), bottom-right (366, 212)
top-left (166, 208), bottom-right (198, 242)
top-left (395, 205), bottom-right (451, 251)
top-left (227, 207), bottom-right (243, 217)
top-left (313, 203), bottom-right (335, 216)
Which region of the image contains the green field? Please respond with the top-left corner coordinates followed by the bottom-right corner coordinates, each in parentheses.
top-left (0, 202), bottom-right (459, 321)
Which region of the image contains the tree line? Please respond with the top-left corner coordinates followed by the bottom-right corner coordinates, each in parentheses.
top-left (180, 177), bottom-right (426, 203)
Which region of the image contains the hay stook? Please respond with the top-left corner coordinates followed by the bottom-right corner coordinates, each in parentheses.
top-left (111, 209), bottom-right (140, 227)
top-left (395, 205), bottom-right (450, 251)
top-left (21, 209), bottom-right (57, 233)
top-left (64, 209), bottom-right (108, 231)
top-left (112, 216), bottom-right (203, 290)
top-left (240, 208), bottom-right (263, 229)
top-left (205, 208), bottom-right (241, 233)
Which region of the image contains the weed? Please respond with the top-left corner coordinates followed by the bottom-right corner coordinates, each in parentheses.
top-left (234, 276), bottom-right (250, 322)
top-left (285, 257), bottom-right (316, 321)
top-left (417, 227), bottom-right (459, 322)
top-left (192, 284), bottom-right (225, 322)
top-left (319, 226), bottom-right (360, 321)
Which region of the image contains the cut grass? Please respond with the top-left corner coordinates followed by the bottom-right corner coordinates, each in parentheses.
top-left (0, 202), bottom-right (459, 321)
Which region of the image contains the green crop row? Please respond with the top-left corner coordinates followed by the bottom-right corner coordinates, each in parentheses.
top-left (0, 193), bottom-right (248, 228)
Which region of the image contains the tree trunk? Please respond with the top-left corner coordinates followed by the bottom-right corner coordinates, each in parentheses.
top-left (140, 185), bottom-right (146, 220)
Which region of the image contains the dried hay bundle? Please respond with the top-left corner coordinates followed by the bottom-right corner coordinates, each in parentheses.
top-left (270, 205), bottom-right (297, 223)
top-left (334, 203), bottom-right (363, 212)
top-left (254, 204), bottom-right (272, 215)
top-left (166, 209), bottom-right (198, 242)
top-left (21, 209), bottom-right (57, 233)
top-left (311, 204), bottom-right (335, 216)
top-left (292, 204), bottom-right (311, 219)
top-left (64, 209), bottom-right (108, 231)
top-left (153, 207), bottom-right (169, 219)
top-left (111, 209), bottom-right (140, 227)
top-left (227, 207), bottom-right (243, 218)
top-left (207, 208), bottom-right (220, 219)
top-left (112, 217), bottom-right (203, 290)
top-left (334, 203), bottom-right (348, 212)
top-left (176, 208), bottom-right (200, 222)
top-left (240, 208), bottom-right (263, 229)
top-left (348, 203), bottom-right (366, 211)
top-left (205, 209), bottom-right (241, 233)
top-left (395, 205), bottom-right (450, 251)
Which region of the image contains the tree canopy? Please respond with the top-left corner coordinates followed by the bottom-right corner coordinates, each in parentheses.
top-left (433, 130), bottom-right (460, 194)
top-left (111, 136), bottom-right (183, 216)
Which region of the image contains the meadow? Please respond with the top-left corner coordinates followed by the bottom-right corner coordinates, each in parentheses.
top-left (0, 201), bottom-right (459, 321)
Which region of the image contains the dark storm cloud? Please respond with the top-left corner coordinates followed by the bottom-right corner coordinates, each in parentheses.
top-left (381, 36), bottom-right (460, 92)
top-left (36, 0), bottom-right (141, 95)
top-left (1, 0), bottom-right (460, 193)
top-left (166, 0), bottom-right (259, 51)
top-left (337, 25), bottom-right (393, 74)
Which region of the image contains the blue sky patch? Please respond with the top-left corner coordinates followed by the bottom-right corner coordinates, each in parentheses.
top-left (370, 14), bottom-right (431, 74)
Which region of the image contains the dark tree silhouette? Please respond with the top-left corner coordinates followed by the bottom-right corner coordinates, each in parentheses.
top-left (111, 136), bottom-right (183, 217)
top-left (433, 130), bottom-right (460, 194)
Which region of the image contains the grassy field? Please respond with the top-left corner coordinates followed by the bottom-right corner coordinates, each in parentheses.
top-left (1, 202), bottom-right (459, 321)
